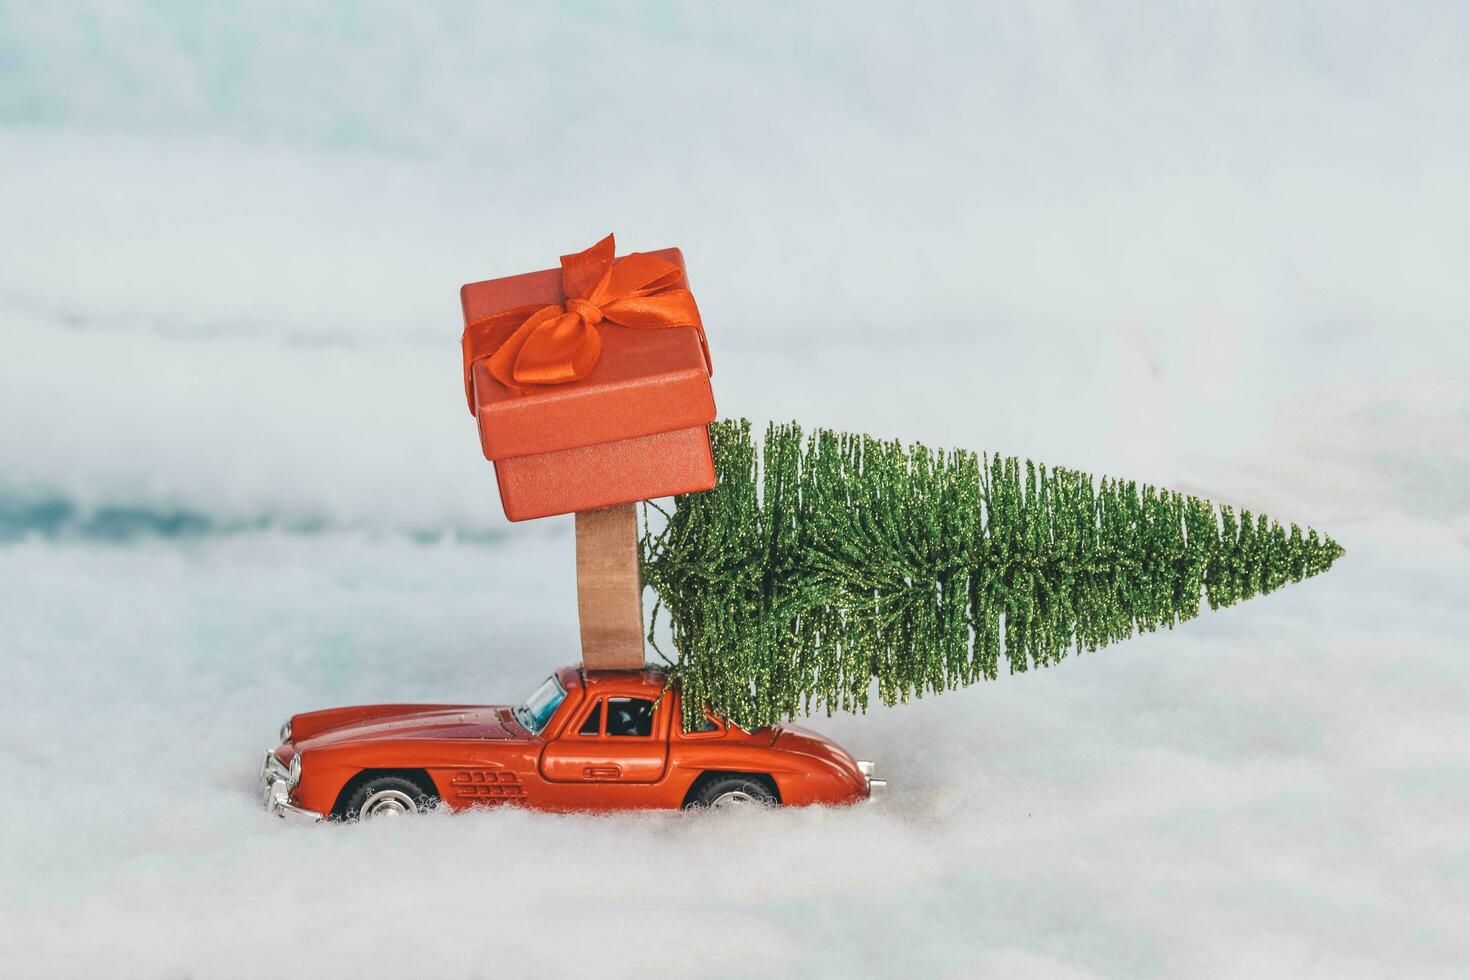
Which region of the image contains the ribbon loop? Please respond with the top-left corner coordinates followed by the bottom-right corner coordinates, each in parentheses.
top-left (462, 233), bottom-right (706, 406)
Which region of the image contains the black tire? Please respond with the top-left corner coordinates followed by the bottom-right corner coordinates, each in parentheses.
top-left (687, 774), bottom-right (778, 810)
top-left (335, 773), bottom-right (438, 821)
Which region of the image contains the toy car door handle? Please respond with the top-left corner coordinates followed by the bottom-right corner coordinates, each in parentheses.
top-left (583, 765), bottom-right (621, 780)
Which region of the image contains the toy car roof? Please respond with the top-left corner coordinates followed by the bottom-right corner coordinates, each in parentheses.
top-left (559, 664), bottom-right (674, 696)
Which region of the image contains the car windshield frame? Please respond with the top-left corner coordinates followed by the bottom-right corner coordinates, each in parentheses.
top-left (514, 675), bottom-right (568, 735)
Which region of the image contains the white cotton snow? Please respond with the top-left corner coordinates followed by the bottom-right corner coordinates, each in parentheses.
top-left (1, 3), bottom-right (1468, 978)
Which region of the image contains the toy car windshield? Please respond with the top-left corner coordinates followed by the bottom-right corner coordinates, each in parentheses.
top-left (514, 675), bottom-right (567, 734)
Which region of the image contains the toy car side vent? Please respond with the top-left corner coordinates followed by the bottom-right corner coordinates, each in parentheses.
top-left (448, 769), bottom-right (525, 802)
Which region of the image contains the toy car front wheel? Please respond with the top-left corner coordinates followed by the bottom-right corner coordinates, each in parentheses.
top-left (690, 775), bottom-right (778, 810)
top-left (339, 774), bottom-right (438, 821)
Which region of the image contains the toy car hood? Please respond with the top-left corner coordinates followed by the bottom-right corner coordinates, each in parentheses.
top-left (291, 704), bottom-right (524, 749)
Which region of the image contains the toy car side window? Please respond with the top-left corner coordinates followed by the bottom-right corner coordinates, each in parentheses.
top-left (605, 697), bottom-right (654, 737)
top-left (676, 705), bottom-right (723, 734)
top-left (578, 700), bottom-right (603, 736)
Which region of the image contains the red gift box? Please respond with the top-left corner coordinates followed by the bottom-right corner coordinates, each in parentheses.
top-left (460, 239), bottom-right (716, 522)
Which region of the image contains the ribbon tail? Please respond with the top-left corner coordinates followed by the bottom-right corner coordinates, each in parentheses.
top-left (601, 290), bottom-right (701, 329)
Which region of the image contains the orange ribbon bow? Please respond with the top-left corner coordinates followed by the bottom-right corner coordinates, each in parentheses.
top-left (462, 234), bottom-right (706, 410)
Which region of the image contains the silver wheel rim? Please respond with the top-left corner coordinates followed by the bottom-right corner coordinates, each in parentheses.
top-left (359, 788), bottom-right (418, 820)
top-left (710, 789), bottom-right (761, 809)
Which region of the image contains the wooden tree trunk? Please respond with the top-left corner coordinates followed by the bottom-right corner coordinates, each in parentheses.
top-left (574, 504), bottom-right (645, 670)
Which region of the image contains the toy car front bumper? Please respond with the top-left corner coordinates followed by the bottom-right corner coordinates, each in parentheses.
top-left (259, 750), bottom-right (324, 824)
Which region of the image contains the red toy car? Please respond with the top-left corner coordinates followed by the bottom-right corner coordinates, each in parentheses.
top-left (260, 666), bottom-right (885, 822)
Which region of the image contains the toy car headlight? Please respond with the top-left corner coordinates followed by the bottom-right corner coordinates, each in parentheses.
top-left (279, 718), bottom-right (293, 744)
top-left (289, 752), bottom-right (302, 788)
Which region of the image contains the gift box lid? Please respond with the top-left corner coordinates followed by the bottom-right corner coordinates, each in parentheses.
top-left (461, 247), bottom-right (715, 461)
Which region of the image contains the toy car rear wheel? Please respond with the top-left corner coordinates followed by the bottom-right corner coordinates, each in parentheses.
top-left (340, 774), bottom-right (438, 821)
top-left (690, 775), bottom-right (777, 810)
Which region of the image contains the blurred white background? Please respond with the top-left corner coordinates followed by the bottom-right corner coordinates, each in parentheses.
top-left (1, 3), bottom-right (1466, 978)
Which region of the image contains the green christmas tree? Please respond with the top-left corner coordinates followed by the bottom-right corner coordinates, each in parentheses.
top-left (641, 419), bottom-right (1344, 732)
